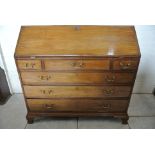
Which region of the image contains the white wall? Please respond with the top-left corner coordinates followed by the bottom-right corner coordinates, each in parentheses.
top-left (0, 26), bottom-right (22, 93)
top-left (0, 25), bottom-right (155, 94)
top-left (0, 44), bottom-right (13, 93)
top-left (133, 26), bottom-right (155, 93)
top-left (0, 45), bottom-right (4, 68)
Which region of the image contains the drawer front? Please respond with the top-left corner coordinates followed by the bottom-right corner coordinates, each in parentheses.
top-left (113, 59), bottom-right (138, 70)
top-left (44, 59), bottom-right (110, 71)
top-left (27, 99), bottom-right (129, 112)
top-left (21, 72), bottom-right (135, 85)
top-left (17, 60), bottom-right (41, 70)
top-left (24, 86), bottom-right (131, 98)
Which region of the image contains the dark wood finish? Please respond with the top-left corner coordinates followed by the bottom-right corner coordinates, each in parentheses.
top-left (27, 99), bottom-right (129, 112)
top-left (26, 114), bottom-right (34, 124)
top-left (14, 26), bottom-right (141, 125)
top-left (113, 58), bottom-right (139, 70)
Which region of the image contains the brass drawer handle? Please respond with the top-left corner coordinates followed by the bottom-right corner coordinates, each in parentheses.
top-left (102, 104), bottom-right (111, 109)
top-left (44, 104), bottom-right (54, 109)
top-left (40, 89), bottom-right (53, 95)
top-left (99, 103), bottom-right (111, 109)
top-left (119, 62), bottom-right (131, 70)
top-left (106, 75), bottom-right (115, 82)
top-left (39, 75), bottom-right (51, 81)
top-left (71, 62), bottom-right (85, 68)
top-left (98, 103), bottom-right (111, 112)
top-left (103, 104), bottom-right (110, 109)
top-left (25, 63), bottom-right (36, 68)
top-left (103, 89), bottom-right (114, 95)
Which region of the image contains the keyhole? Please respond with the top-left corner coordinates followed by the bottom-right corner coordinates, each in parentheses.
top-left (75, 25), bottom-right (80, 31)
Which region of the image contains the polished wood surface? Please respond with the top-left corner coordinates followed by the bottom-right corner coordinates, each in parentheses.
top-left (113, 58), bottom-right (138, 70)
top-left (24, 85), bottom-right (131, 98)
top-left (21, 72), bottom-right (135, 85)
top-left (15, 26), bottom-right (140, 57)
top-left (44, 59), bottom-right (110, 71)
top-left (15, 26), bottom-right (141, 124)
top-left (27, 99), bottom-right (128, 112)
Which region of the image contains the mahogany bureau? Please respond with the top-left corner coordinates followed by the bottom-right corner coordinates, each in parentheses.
top-left (14, 26), bottom-right (141, 124)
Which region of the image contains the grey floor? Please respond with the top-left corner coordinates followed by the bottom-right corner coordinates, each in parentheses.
top-left (0, 93), bottom-right (155, 129)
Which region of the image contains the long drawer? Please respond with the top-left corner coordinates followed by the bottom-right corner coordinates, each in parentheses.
top-left (44, 59), bottom-right (110, 71)
top-left (21, 72), bottom-right (135, 85)
top-left (27, 99), bottom-right (129, 112)
top-left (24, 86), bottom-right (131, 98)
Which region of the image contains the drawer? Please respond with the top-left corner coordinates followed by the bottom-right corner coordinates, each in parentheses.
top-left (44, 59), bottom-right (110, 71)
top-left (21, 72), bottom-right (135, 85)
top-left (17, 60), bottom-right (41, 70)
top-left (113, 58), bottom-right (138, 70)
top-left (27, 99), bottom-right (129, 112)
top-left (24, 86), bottom-right (131, 98)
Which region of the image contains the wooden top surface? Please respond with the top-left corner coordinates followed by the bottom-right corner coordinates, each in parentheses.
top-left (15, 26), bottom-right (140, 57)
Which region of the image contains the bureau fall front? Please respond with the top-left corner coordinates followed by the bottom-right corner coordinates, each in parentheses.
top-left (15, 26), bottom-right (140, 124)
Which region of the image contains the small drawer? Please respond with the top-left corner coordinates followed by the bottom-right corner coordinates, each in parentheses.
top-left (21, 72), bottom-right (135, 85)
top-left (27, 99), bottom-right (129, 113)
top-left (113, 58), bottom-right (138, 70)
top-left (16, 60), bottom-right (41, 70)
top-left (103, 73), bottom-right (134, 84)
top-left (24, 86), bottom-right (131, 98)
top-left (44, 59), bottom-right (110, 71)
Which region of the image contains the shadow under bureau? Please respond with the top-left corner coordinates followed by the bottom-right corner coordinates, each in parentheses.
top-left (15, 26), bottom-right (141, 124)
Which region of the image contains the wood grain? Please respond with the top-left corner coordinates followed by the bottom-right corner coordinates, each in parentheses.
top-left (23, 85), bottom-right (131, 98)
top-left (21, 72), bottom-right (135, 85)
top-left (14, 26), bottom-right (141, 124)
top-left (15, 26), bottom-right (140, 57)
top-left (113, 58), bottom-right (138, 70)
top-left (17, 60), bottom-right (41, 70)
top-left (44, 59), bottom-right (110, 70)
top-left (27, 99), bottom-right (129, 112)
